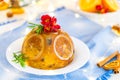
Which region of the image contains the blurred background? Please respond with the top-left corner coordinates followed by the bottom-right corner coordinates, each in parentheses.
top-left (1, 0), bottom-right (120, 27)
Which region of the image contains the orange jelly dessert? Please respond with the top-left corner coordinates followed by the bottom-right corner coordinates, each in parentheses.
top-left (22, 15), bottom-right (74, 70)
top-left (78, 0), bottom-right (119, 13)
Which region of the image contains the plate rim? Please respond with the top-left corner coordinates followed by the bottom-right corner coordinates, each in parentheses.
top-left (6, 36), bottom-right (90, 75)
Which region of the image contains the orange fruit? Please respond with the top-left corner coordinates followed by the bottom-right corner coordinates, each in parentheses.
top-left (102, 0), bottom-right (119, 12)
top-left (22, 34), bottom-right (44, 60)
top-left (112, 25), bottom-right (120, 36)
top-left (103, 60), bottom-right (120, 70)
top-left (0, 2), bottom-right (9, 10)
top-left (54, 35), bottom-right (73, 60)
top-left (11, 7), bottom-right (24, 14)
top-left (78, 0), bottom-right (102, 12)
top-left (22, 28), bottom-right (74, 70)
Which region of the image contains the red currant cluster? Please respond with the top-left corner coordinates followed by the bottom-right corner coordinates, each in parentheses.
top-left (41, 15), bottom-right (60, 33)
top-left (96, 5), bottom-right (109, 14)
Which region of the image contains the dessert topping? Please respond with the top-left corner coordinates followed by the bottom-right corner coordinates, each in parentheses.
top-left (12, 51), bottom-right (27, 67)
top-left (96, 5), bottom-right (103, 11)
top-left (29, 15), bottom-right (61, 34)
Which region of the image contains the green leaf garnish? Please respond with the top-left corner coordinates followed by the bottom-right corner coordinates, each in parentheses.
top-left (28, 22), bottom-right (43, 34)
top-left (36, 25), bottom-right (43, 34)
top-left (12, 51), bottom-right (27, 67)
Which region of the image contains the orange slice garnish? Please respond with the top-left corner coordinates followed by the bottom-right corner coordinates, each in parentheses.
top-left (54, 35), bottom-right (73, 60)
top-left (112, 25), bottom-right (120, 36)
top-left (103, 60), bottom-right (120, 70)
top-left (78, 0), bottom-right (102, 12)
top-left (103, 0), bottom-right (119, 12)
top-left (22, 34), bottom-right (44, 60)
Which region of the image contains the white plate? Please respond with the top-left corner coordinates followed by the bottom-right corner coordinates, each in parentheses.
top-left (74, 2), bottom-right (119, 17)
top-left (69, 3), bottom-right (120, 27)
top-left (78, 9), bottom-right (119, 18)
top-left (75, 6), bottom-right (120, 27)
top-left (6, 36), bottom-right (90, 75)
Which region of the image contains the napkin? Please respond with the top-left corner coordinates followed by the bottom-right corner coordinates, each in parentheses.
top-left (0, 19), bottom-right (26, 35)
top-left (86, 26), bottom-right (120, 80)
top-left (0, 10), bottom-right (26, 35)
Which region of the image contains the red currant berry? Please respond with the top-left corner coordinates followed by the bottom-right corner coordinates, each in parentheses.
top-left (100, 9), bottom-right (105, 14)
top-left (96, 5), bottom-right (103, 11)
top-left (104, 8), bottom-right (109, 13)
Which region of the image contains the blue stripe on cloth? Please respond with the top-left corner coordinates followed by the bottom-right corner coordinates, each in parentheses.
top-left (0, 19), bottom-right (17, 27)
top-left (96, 70), bottom-right (113, 80)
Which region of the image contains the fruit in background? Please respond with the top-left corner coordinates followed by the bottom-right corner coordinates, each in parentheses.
top-left (103, 0), bottom-right (119, 12)
top-left (6, 11), bottom-right (13, 18)
top-left (96, 5), bottom-right (109, 13)
top-left (96, 5), bottom-right (103, 11)
top-left (10, 0), bottom-right (24, 14)
top-left (78, 0), bottom-right (119, 13)
top-left (78, 0), bottom-right (102, 12)
top-left (11, 8), bottom-right (24, 14)
top-left (100, 8), bottom-right (108, 13)
top-left (0, 1), bottom-right (9, 10)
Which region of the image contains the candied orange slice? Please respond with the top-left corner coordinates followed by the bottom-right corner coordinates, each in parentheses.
top-left (78, 0), bottom-right (102, 12)
top-left (0, 2), bottom-right (9, 10)
top-left (112, 25), bottom-right (120, 36)
top-left (103, 0), bottom-right (119, 12)
top-left (22, 34), bottom-right (44, 60)
top-left (54, 35), bottom-right (73, 60)
top-left (11, 8), bottom-right (24, 14)
top-left (103, 60), bottom-right (120, 70)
